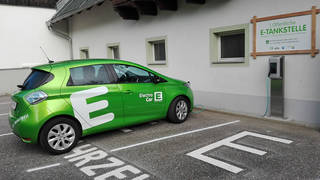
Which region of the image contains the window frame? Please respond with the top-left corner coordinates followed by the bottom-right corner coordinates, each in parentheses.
top-left (110, 64), bottom-right (155, 84)
top-left (210, 24), bottom-right (249, 64)
top-left (152, 40), bottom-right (166, 62)
top-left (107, 42), bottom-right (120, 59)
top-left (146, 36), bottom-right (168, 66)
top-left (109, 64), bottom-right (167, 84)
top-left (79, 47), bottom-right (90, 59)
top-left (67, 64), bottom-right (116, 86)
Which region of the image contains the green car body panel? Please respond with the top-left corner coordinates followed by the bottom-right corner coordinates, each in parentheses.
top-left (9, 59), bottom-right (193, 144)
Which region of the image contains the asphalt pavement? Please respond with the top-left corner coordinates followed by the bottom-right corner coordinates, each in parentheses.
top-left (0, 96), bottom-right (320, 180)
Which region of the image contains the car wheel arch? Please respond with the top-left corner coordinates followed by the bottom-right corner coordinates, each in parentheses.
top-left (37, 115), bottom-right (83, 143)
top-left (167, 95), bottom-right (191, 114)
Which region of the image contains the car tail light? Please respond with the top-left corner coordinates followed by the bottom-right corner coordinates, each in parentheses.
top-left (25, 91), bottom-right (48, 105)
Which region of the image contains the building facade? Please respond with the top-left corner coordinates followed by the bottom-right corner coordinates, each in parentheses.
top-left (52, 0), bottom-right (320, 128)
top-left (0, 3), bottom-right (70, 94)
top-left (3, 0), bottom-right (320, 128)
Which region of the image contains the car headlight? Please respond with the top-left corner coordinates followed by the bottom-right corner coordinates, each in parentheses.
top-left (184, 81), bottom-right (191, 88)
top-left (25, 91), bottom-right (48, 105)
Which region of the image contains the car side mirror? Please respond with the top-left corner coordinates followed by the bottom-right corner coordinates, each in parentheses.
top-left (153, 76), bottom-right (161, 84)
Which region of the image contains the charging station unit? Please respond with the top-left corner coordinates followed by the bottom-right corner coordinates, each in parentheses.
top-left (267, 56), bottom-right (284, 118)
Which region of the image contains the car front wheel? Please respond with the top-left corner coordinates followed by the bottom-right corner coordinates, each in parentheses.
top-left (168, 96), bottom-right (190, 123)
top-left (39, 117), bottom-right (80, 154)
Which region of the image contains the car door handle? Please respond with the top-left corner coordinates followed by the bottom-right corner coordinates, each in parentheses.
top-left (122, 90), bottom-right (133, 94)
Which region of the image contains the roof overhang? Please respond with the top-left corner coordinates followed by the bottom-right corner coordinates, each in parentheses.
top-left (48, 0), bottom-right (105, 26)
top-left (48, 0), bottom-right (206, 26)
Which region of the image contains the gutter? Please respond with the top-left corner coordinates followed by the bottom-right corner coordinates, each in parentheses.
top-left (46, 21), bottom-right (73, 60)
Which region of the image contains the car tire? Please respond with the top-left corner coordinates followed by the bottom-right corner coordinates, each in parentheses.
top-left (39, 117), bottom-right (81, 155)
top-left (167, 96), bottom-right (190, 123)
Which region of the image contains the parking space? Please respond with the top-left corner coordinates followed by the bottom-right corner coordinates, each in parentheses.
top-left (1, 97), bottom-right (320, 179)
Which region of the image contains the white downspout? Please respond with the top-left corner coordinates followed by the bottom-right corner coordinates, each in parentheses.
top-left (46, 21), bottom-right (74, 60)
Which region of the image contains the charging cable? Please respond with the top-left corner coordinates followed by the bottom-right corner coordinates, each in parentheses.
top-left (263, 77), bottom-right (270, 117)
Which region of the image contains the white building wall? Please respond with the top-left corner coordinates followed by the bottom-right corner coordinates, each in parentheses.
top-left (0, 5), bottom-right (70, 95)
top-left (69, 0), bottom-right (320, 127)
top-left (0, 5), bottom-right (70, 69)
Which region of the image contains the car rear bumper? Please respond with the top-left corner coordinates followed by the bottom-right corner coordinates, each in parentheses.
top-left (9, 112), bottom-right (38, 144)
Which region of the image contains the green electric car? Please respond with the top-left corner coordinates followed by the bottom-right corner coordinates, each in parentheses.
top-left (9, 59), bottom-right (193, 154)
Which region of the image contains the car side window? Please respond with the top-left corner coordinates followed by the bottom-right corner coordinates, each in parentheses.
top-left (68, 64), bottom-right (112, 86)
top-left (112, 64), bottom-right (153, 83)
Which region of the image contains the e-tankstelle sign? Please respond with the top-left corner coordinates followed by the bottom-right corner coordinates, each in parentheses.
top-left (251, 6), bottom-right (319, 58)
top-left (257, 15), bottom-right (310, 52)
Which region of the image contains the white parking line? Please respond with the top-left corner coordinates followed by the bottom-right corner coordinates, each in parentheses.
top-left (132, 174), bottom-right (150, 180)
top-left (121, 128), bottom-right (133, 133)
top-left (0, 132), bottom-right (13, 137)
top-left (110, 120), bottom-right (240, 152)
top-left (26, 163), bottom-right (61, 172)
top-left (0, 113), bottom-right (9, 116)
top-left (0, 102), bottom-right (10, 105)
top-left (186, 131), bottom-right (293, 173)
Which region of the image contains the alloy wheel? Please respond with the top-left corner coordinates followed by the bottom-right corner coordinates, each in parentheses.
top-left (47, 123), bottom-right (75, 151)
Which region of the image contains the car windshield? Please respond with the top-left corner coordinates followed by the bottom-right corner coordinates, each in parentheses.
top-left (22, 70), bottom-right (53, 90)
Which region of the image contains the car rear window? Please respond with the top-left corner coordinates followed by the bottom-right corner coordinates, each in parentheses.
top-left (22, 70), bottom-right (54, 90)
